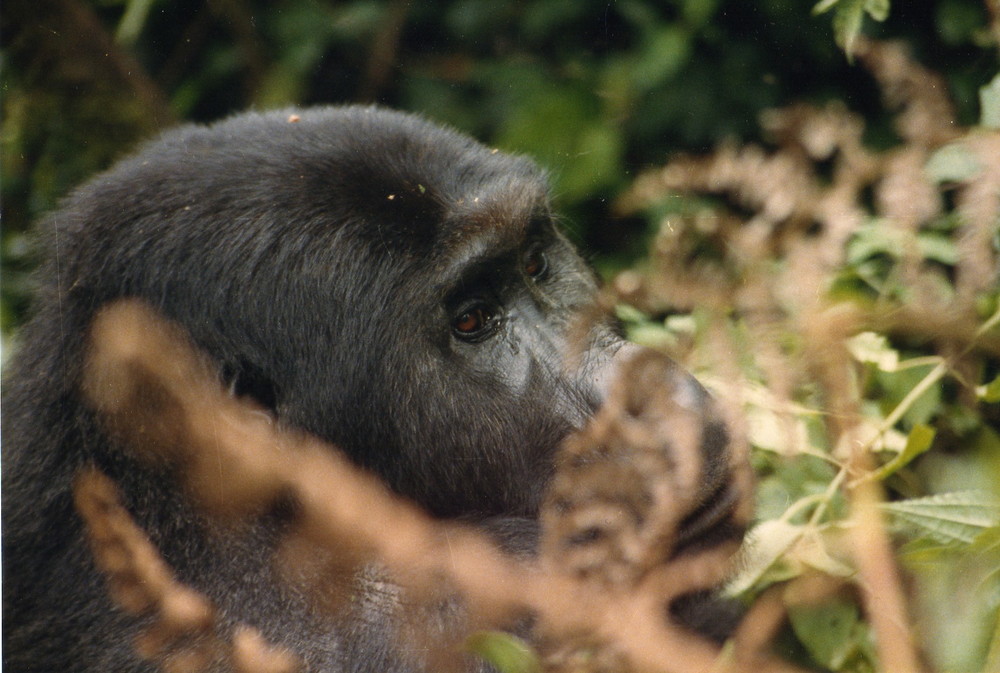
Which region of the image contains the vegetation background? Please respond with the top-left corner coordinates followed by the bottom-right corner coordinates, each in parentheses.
top-left (2, 1), bottom-right (999, 672)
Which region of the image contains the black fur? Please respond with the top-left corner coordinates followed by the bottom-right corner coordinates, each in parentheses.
top-left (2, 106), bottom-right (737, 672)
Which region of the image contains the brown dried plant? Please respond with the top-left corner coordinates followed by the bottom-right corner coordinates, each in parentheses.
top-left (615, 40), bottom-right (999, 673)
top-left (71, 38), bottom-right (998, 673)
top-left (73, 468), bottom-right (301, 673)
top-left (78, 297), bottom-right (806, 673)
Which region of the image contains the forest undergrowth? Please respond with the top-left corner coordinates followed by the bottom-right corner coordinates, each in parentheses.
top-left (73, 39), bottom-right (999, 673)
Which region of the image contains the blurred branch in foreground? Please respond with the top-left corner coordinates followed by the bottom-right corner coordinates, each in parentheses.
top-left (78, 299), bottom-right (807, 673)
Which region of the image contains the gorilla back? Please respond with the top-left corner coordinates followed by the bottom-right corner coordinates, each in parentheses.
top-left (2, 107), bottom-right (737, 672)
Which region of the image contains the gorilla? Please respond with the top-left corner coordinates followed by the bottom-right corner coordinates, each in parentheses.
top-left (2, 106), bottom-right (741, 672)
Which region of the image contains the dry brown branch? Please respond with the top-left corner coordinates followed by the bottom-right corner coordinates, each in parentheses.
top-left (607, 38), bottom-right (998, 673)
top-left (844, 446), bottom-right (926, 673)
top-left (799, 308), bottom-right (927, 673)
top-left (79, 298), bottom-right (807, 673)
top-left (74, 469), bottom-right (300, 673)
top-left (854, 40), bottom-right (961, 148)
top-left (955, 132), bottom-right (1000, 303)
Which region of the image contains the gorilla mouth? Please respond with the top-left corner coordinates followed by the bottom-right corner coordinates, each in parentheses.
top-left (673, 479), bottom-right (743, 555)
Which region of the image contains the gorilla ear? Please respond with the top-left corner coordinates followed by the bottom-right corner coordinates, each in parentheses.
top-left (222, 359), bottom-right (278, 412)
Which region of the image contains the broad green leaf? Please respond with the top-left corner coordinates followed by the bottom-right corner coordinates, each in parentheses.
top-left (876, 363), bottom-right (942, 428)
top-left (559, 124), bottom-right (625, 202)
top-left (833, 0), bottom-right (865, 56)
top-left (846, 221), bottom-right (916, 264)
top-left (632, 26), bottom-right (693, 91)
top-left (980, 73), bottom-right (1000, 129)
top-left (903, 524), bottom-right (1000, 672)
top-left (867, 423), bottom-right (936, 482)
top-left (789, 598), bottom-right (863, 669)
top-left (937, 0), bottom-right (989, 45)
top-left (863, 0), bottom-right (890, 21)
top-left (847, 331), bottom-right (899, 371)
top-left (812, 0), bottom-right (842, 15)
top-left (819, 0), bottom-right (888, 54)
top-left (495, 81), bottom-right (623, 203)
top-left (615, 304), bottom-right (647, 324)
top-left (918, 425), bottom-right (1000, 496)
top-left (792, 529), bottom-right (855, 577)
top-left (746, 406), bottom-right (810, 454)
top-left (979, 374), bottom-right (1000, 403)
top-left (899, 536), bottom-right (968, 566)
top-left (115, 0), bottom-right (156, 46)
top-left (917, 232), bottom-right (959, 265)
top-left (882, 491), bottom-right (1000, 545)
top-left (467, 632), bottom-right (540, 673)
top-left (627, 323), bottom-right (674, 349)
top-left (681, 0), bottom-right (720, 27)
top-left (726, 519), bottom-right (803, 596)
top-left (926, 142), bottom-right (982, 183)
top-left (969, 525), bottom-right (1000, 562)
top-left (664, 313), bottom-right (697, 335)
top-left (852, 412), bottom-right (907, 454)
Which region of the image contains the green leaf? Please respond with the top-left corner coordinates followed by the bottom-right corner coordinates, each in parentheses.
top-left (969, 524), bottom-right (1000, 560)
top-left (917, 232), bottom-right (959, 265)
top-left (936, 0), bottom-right (988, 45)
top-left (833, 0), bottom-right (866, 56)
top-left (632, 26), bottom-right (693, 91)
top-left (902, 524), bottom-right (1000, 672)
top-left (846, 221), bottom-right (902, 264)
top-left (847, 331), bottom-right (899, 371)
top-left (863, 0), bottom-right (890, 22)
top-left (820, 0), bottom-right (888, 53)
top-left (926, 142), bottom-right (982, 183)
top-left (627, 323), bottom-right (674, 349)
top-left (876, 363), bottom-right (942, 428)
top-left (745, 406), bottom-right (810, 454)
top-left (789, 598), bottom-right (863, 669)
top-left (868, 423), bottom-right (936, 482)
top-left (726, 519), bottom-right (803, 596)
top-left (466, 632), bottom-right (541, 673)
top-left (812, 0), bottom-right (842, 15)
top-left (980, 374), bottom-right (1000, 403)
top-left (493, 81), bottom-right (623, 202)
top-left (681, 0), bottom-right (721, 28)
top-left (980, 73), bottom-right (1000, 129)
top-left (115, 0), bottom-right (157, 46)
top-left (883, 491), bottom-right (1000, 545)
top-left (898, 536), bottom-right (968, 565)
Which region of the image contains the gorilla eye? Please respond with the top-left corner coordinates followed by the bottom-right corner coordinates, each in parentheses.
top-left (523, 245), bottom-right (548, 279)
top-left (452, 302), bottom-right (499, 340)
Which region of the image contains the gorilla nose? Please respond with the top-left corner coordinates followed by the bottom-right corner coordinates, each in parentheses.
top-left (589, 341), bottom-right (710, 417)
top-left (582, 342), bottom-right (740, 548)
top-left (590, 341), bottom-right (644, 403)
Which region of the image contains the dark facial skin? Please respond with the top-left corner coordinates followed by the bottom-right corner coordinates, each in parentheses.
top-left (1, 106), bottom-right (737, 672)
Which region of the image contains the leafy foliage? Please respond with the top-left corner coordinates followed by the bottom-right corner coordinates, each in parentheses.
top-left (615, 63), bottom-right (1000, 672)
top-left (2, 2), bottom-right (999, 672)
top-left (466, 632), bottom-right (541, 673)
top-left (3, 0), bottom-right (998, 330)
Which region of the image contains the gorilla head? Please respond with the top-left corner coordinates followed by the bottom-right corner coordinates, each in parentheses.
top-left (2, 106), bottom-right (739, 672)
